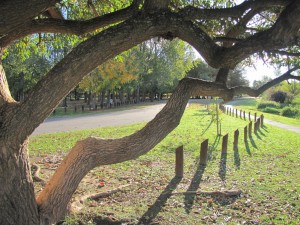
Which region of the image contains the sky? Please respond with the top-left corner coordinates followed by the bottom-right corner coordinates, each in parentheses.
top-left (193, 48), bottom-right (280, 86)
top-left (243, 61), bottom-right (278, 86)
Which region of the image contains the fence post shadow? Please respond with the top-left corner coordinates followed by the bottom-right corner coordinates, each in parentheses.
top-left (254, 131), bottom-right (262, 140)
top-left (219, 152), bottom-right (227, 182)
top-left (219, 134), bottom-right (228, 181)
top-left (234, 145), bottom-right (240, 169)
top-left (184, 163), bottom-right (206, 213)
top-left (257, 128), bottom-right (266, 137)
top-left (137, 176), bottom-right (182, 225)
top-left (249, 137), bottom-right (257, 149)
top-left (207, 135), bottom-right (221, 161)
top-left (244, 140), bottom-right (252, 156)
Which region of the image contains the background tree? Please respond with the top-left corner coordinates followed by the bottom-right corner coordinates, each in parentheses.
top-left (1, 1), bottom-right (300, 224)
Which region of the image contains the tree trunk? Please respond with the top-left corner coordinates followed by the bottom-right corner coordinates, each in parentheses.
top-left (0, 138), bottom-right (39, 225)
top-left (36, 78), bottom-right (192, 223)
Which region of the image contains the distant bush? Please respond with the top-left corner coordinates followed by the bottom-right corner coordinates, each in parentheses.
top-left (292, 96), bottom-right (300, 105)
top-left (261, 107), bottom-right (280, 114)
top-left (271, 91), bottom-right (287, 103)
top-left (257, 101), bottom-right (280, 109)
top-left (280, 106), bottom-right (300, 118)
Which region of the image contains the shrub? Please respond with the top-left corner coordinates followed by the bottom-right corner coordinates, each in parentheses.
top-left (257, 101), bottom-right (280, 109)
top-left (292, 95), bottom-right (300, 105)
top-left (261, 107), bottom-right (280, 114)
top-left (280, 106), bottom-right (300, 118)
top-left (270, 91), bottom-right (287, 103)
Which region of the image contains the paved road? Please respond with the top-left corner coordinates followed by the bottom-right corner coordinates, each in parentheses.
top-left (226, 99), bottom-right (300, 134)
top-left (32, 99), bottom-right (300, 136)
top-left (32, 103), bottom-right (165, 136)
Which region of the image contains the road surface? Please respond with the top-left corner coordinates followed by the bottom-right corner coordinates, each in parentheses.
top-left (32, 99), bottom-right (300, 136)
top-left (32, 103), bottom-right (166, 136)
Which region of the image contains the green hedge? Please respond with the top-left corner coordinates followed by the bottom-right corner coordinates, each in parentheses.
top-left (280, 106), bottom-right (300, 118)
top-left (257, 101), bottom-right (280, 109)
top-left (261, 107), bottom-right (280, 114)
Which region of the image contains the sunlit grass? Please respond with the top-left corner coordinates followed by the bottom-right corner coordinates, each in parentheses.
top-left (29, 104), bottom-right (300, 224)
top-left (230, 98), bottom-right (300, 127)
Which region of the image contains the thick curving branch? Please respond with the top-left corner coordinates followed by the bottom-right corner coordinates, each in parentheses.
top-left (11, 12), bottom-right (218, 143)
top-left (0, 0), bottom-right (58, 35)
top-left (233, 67), bottom-right (300, 97)
top-left (36, 66), bottom-right (300, 223)
top-left (214, 0), bottom-right (300, 68)
top-left (35, 75), bottom-right (240, 224)
top-left (0, 2), bottom-right (140, 48)
top-left (36, 78), bottom-right (191, 224)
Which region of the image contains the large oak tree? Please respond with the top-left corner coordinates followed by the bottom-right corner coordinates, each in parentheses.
top-left (0, 0), bottom-right (300, 224)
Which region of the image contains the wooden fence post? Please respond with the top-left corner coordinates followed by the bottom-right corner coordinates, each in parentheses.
top-left (233, 129), bottom-right (239, 149)
top-left (82, 105), bottom-right (84, 112)
top-left (260, 114), bottom-right (264, 127)
top-left (248, 112), bottom-right (251, 121)
top-left (243, 111), bottom-right (246, 120)
top-left (254, 118), bottom-right (260, 133)
top-left (244, 126), bottom-right (247, 142)
top-left (221, 134), bottom-right (228, 155)
top-left (248, 121), bottom-right (252, 138)
top-left (236, 108), bottom-right (238, 117)
top-left (254, 120), bottom-right (257, 133)
top-left (240, 110), bottom-right (242, 118)
top-left (229, 108), bottom-right (232, 116)
top-left (254, 112), bottom-right (257, 122)
top-left (175, 146), bottom-right (184, 178)
top-left (200, 139), bottom-right (209, 166)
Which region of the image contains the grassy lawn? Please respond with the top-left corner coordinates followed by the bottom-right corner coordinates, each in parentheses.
top-left (229, 98), bottom-right (300, 127)
top-left (29, 104), bottom-right (300, 225)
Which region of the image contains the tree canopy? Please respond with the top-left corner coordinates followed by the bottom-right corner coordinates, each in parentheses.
top-left (1, 1), bottom-right (300, 225)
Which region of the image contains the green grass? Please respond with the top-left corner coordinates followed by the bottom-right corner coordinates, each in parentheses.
top-left (230, 98), bottom-right (300, 127)
top-left (29, 104), bottom-right (300, 225)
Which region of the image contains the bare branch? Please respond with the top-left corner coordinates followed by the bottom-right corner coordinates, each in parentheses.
top-left (11, 11), bottom-right (216, 142)
top-left (214, 0), bottom-right (300, 68)
top-left (0, 0), bottom-right (58, 35)
top-left (0, 3), bottom-right (139, 48)
top-left (143, 0), bottom-right (171, 10)
top-left (233, 67), bottom-right (300, 97)
top-left (215, 68), bottom-right (230, 84)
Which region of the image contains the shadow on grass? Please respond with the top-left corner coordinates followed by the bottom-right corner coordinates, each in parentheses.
top-left (257, 128), bottom-right (266, 137)
top-left (201, 120), bottom-right (213, 136)
top-left (137, 176), bottom-right (182, 225)
top-left (184, 163), bottom-right (206, 213)
top-left (262, 125), bottom-right (269, 132)
top-left (244, 140), bottom-right (252, 156)
top-left (208, 135), bottom-right (221, 161)
top-left (218, 152), bottom-right (227, 181)
top-left (250, 137), bottom-right (257, 149)
top-left (234, 146), bottom-right (240, 169)
top-left (254, 131), bottom-right (262, 140)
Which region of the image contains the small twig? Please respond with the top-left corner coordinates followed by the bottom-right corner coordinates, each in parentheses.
top-left (31, 164), bottom-right (46, 185)
top-left (84, 184), bottom-right (132, 201)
